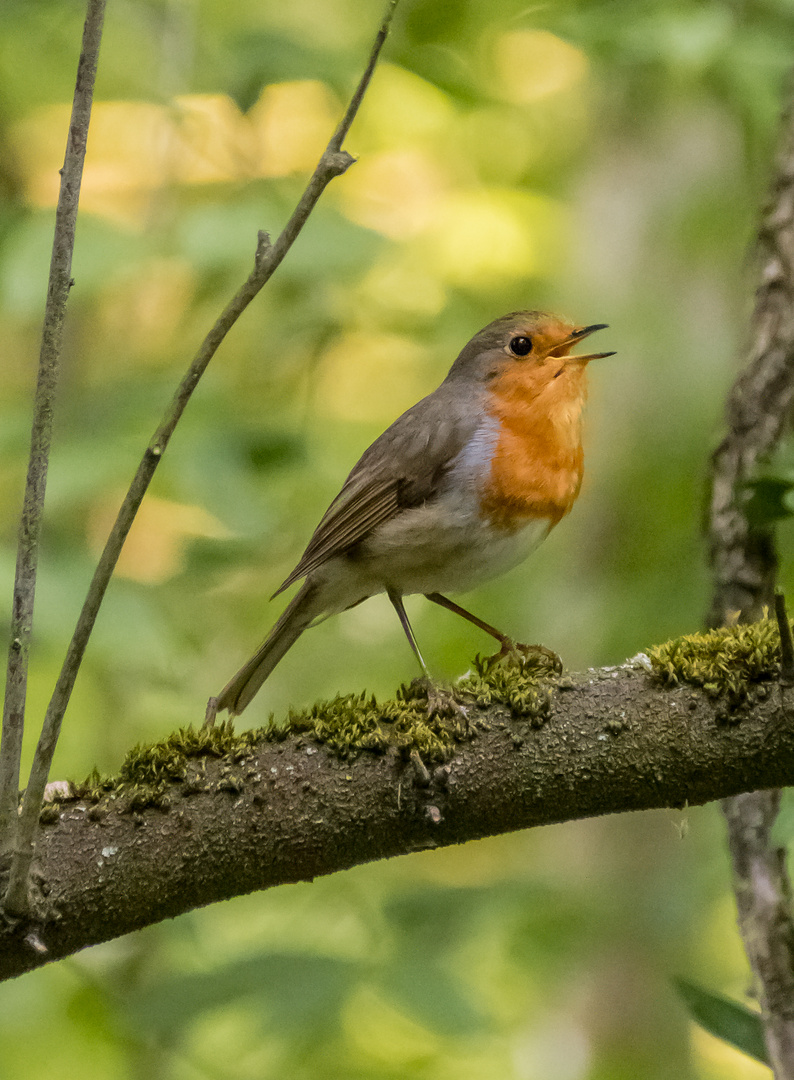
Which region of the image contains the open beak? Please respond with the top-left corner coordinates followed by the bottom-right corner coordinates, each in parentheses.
top-left (551, 323), bottom-right (615, 363)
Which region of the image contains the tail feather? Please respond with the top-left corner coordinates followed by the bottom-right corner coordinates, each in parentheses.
top-left (215, 581), bottom-right (320, 715)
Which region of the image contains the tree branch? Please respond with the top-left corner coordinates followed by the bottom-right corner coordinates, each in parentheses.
top-left (1, 656), bottom-right (793, 982)
top-left (723, 792), bottom-right (794, 1071)
top-left (707, 72), bottom-right (794, 1078)
top-left (0, 0), bottom-right (106, 866)
top-left (708, 77), bottom-right (794, 627)
top-left (2, 0), bottom-right (399, 919)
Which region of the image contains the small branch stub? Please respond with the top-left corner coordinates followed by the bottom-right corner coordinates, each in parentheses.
top-left (24, 932), bottom-right (48, 956)
top-left (324, 150), bottom-right (356, 176)
top-left (254, 231), bottom-right (272, 269)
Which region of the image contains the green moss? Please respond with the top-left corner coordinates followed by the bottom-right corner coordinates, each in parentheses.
top-left (458, 649), bottom-right (556, 726)
top-left (282, 648), bottom-right (556, 756)
top-left (66, 650), bottom-right (555, 809)
top-left (283, 686), bottom-right (456, 761)
top-left (69, 721), bottom-right (254, 808)
top-left (118, 720), bottom-right (258, 787)
top-left (74, 766), bottom-right (112, 803)
top-left (648, 617), bottom-right (783, 705)
top-left (38, 803), bottom-right (60, 825)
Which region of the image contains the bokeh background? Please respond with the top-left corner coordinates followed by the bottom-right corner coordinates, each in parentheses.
top-left (2, 0), bottom-right (793, 1076)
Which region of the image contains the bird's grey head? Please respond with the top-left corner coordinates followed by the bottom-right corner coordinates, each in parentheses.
top-left (444, 311), bottom-right (611, 385)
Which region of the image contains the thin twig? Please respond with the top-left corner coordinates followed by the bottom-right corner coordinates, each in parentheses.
top-left (708, 72), bottom-right (794, 1079)
top-left (2, 0), bottom-right (399, 917)
top-left (0, 0), bottom-right (107, 864)
top-left (775, 590), bottom-right (794, 685)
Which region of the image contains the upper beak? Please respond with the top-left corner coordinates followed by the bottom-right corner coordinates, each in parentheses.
top-left (560, 323), bottom-right (615, 363)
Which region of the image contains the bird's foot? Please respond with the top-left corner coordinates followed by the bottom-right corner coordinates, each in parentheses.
top-left (483, 640), bottom-right (562, 676)
top-left (410, 677), bottom-right (473, 733)
top-left (426, 683), bottom-right (468, 721)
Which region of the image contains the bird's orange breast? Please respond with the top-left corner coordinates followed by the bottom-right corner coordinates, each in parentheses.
top-left (480, 362), bottom-right (588, 529)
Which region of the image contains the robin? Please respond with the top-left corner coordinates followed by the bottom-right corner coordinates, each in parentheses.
top-left (213, 311), bottom-right (613, 716)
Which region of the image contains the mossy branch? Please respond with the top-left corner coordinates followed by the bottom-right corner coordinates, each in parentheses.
top-left (2, 622), bottom-right (793, 983)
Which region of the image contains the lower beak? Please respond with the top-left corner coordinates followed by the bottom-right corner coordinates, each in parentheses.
top-left (561, 322), bottom-right (615, 363)
top-left (569, 349), bottom-right (616, 362)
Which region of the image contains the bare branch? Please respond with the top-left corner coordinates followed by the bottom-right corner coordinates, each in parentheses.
top-left (1, 658), bottom-right (794, 982)
top-left (2, 0), bottom-right (400, 918)
top-left (707, 73), bottom-right (794, 1078)
top-left (723, 792), bottom-right (794, 1074)
top-left (708, 76), bottom-right (794, 629)
top-left (329, 0), bottom-right (397, 150)
top-left (0, 0), bottom-right (107, 862)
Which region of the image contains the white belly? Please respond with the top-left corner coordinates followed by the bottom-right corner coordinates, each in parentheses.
top-left (365, 499), bottom-right (551, 593)
top-left (313, 496), bottom-right (551, 614)
top-left (310, 416), bottom-right (551, 610)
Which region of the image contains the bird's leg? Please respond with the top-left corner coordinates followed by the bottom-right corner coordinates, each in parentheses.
top-left (424, 593), bottom-right (512, 647)
top-left (204, 696), bottom-right (219, 728)
top-left (424, 593), bottom-right (561, 673)
top-left (388, 592), bottom-right (469, 721)
top-left (389, 591), bottom-right (430, 676)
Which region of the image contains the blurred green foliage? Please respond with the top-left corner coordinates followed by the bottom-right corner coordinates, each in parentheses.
top-left (675, 979), bottom-right (768, 1066)
top-left (1, 0), bottom-right (793, 1076)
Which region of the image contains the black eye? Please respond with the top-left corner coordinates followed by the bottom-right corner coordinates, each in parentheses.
top-left (509, 336), bottom-right (532, 357)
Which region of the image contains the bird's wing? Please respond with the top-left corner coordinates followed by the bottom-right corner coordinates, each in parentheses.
top-left (273, 393), bottom-right (476, 596)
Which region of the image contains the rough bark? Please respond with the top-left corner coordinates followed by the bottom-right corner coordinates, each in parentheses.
top-left (1, 661), bottom-right (793, 983)
top-left (707, 74), bottom-right (794, 1078)
top-left (707, 79), bottom-right (794, 627)
top-left (723, 792), bottom-right (794, 1071)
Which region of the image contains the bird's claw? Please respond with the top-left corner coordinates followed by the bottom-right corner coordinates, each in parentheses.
top-left (484, 640), bottom-right (562, 675)
top-left (411, 678), bottom-right (472, 732)
top-left (426, 684), bottom-right (468, 721)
